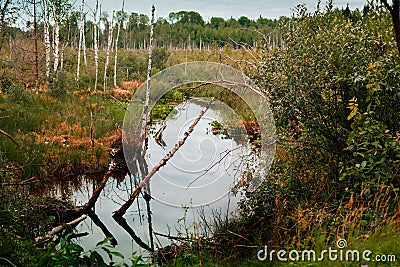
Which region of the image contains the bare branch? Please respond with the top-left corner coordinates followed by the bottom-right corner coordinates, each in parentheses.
top-left (154, 231), bottom-right (193, 241)
top-left (186, 145), bottom-right (245, 189)
top-left (0, 129), bottom-right (19, 146)
top-left (113, 215), bottom-right (153, 251)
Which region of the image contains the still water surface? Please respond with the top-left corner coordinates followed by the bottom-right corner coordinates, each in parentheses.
top-left (51, 98), bottom-right (249, 259)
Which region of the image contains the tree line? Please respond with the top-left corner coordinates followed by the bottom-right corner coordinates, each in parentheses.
top-left (0, 0), bottom-right (282, 86)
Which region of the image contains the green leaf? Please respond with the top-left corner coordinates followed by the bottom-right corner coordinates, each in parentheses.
top-left (102, 247), bottom-right (112, 260)
top-left (361, 161), bottom-right (367, 168)
top-left (96, 238), bottom-right (111, 247)
top-left (38, 255), bottom-right (51, 265)
top-left (60, 237), bottom-right (66, 249)
top-left (348, 131), bottom-right (355, 142)
top-left (68, 243), bottom-right (83, 253)
top-left (110, 251), bottom-right (125, 259)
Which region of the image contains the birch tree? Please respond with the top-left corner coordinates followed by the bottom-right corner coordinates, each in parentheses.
top-left (49, 0), bottom-right (71, 73)
top-left (103, 10), bottom-right (115, 92)
top-left (76, 0), bottom-right (84, 81)
top-left (93, 0), bottom-right (99, 91)
top-left (43, 0), bottom-right (50, 77)
top-left (113, 1), bottom-right (126, 88)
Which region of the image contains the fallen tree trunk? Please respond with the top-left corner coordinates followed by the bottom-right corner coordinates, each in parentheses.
top-left (113, 97), bottom-right (215, 217)
top-left (34, 214), bottom-right (87, 245)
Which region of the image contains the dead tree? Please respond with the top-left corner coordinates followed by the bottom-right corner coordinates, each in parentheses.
top-left (113, 0), bottom-right (125, 88)
top-left (381, 0), bottom-right (400, 55)
top-left (103, 10), bottom-right (115, 93)
top-left (76, 0), bottom-right (84, 82)
top-left (93, 0), bottom-right (99, 91)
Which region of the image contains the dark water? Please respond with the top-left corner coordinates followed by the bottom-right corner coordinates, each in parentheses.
top-left (49, 99), bottom-right (250, 259)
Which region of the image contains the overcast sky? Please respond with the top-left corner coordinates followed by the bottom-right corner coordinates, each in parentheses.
top-left (83, 0), bottom-right (366, 21)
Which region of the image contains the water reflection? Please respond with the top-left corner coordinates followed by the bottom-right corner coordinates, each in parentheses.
top-left (48, 98), bottom-right (250, 259)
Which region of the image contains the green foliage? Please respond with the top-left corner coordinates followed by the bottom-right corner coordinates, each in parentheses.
top-left (341, 63), bottom-right (400, 196)
top-left (243, 2), bottom-right (400, 255)
top-left (152, 48), bottom-right (170, 72)
top-left (255, 3), bottom-right (399, 194)
top-left (38, 237), bottom-right (146, 267)
top-left (48, 72), bottom-right (72, 99)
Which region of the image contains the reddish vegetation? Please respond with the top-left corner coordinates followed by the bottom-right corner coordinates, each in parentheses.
top-left (25, 81), bottom-right (49, 94)
top-left (120, 80), bottom-right (142, 90)
top-left (113, 88), bottom-right (132, 99)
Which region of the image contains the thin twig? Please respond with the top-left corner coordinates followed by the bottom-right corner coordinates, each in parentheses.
top-left (0, 129), bottom-right (19, 146)
top-left (186, 145), bottom-right (244, 189)
top-left (2, 177), bottom-right (37, 186)
top-left (226, 229), bottom-right (252, 243)
top-left (0, 257), bottom-right (17, 267)
top-left (108, 94), bottom-right (129, 112)
top-left (153, 231), bottom-right (193, 241)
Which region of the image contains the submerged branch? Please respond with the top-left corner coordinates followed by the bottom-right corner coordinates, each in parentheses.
top-left (86, 208), bottom-right (117, 246)
top-left (83, 170), bottom-right (111, 211)
top-left (113, 97), bottom-right (215, 217)
top-left (113, 215), bottom-right (153, 251)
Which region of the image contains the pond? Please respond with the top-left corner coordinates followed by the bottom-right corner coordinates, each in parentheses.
top-left (47, 98), bottom-right (254, 260)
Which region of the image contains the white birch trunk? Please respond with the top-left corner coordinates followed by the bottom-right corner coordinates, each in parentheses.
top-left (113, 0), bottom-right (125, 88)
top-left (113, 21), bottom-right (120, 88)
top-left (53, 20), bottom-right (59, 72)
top-left (76, 0), bottom-right (84, 81)
top-left (103, 10), bottom-right (115, 92)
top-left (60, 44), bottom-right (64, 70)
top-left (43, 0), bottom-right (51, 77)
top-left (93, 0), bottom-right (99, 92)
top-left (77, 28), bottom-right (82, 80)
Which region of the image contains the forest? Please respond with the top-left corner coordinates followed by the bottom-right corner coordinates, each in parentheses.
top-left (0, 0), bottom-right (399, 266)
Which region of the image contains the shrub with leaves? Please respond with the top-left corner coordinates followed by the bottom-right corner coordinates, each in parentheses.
top-left (245, 2), bottom-right (400, 248)
top-left (38, 237), bottom-right (146, 267)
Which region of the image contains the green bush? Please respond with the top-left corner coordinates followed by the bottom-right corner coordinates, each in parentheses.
top-left (245, 3), bottom-right (400, 250)
top-left (48, 72), bottom-right (72, 99)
